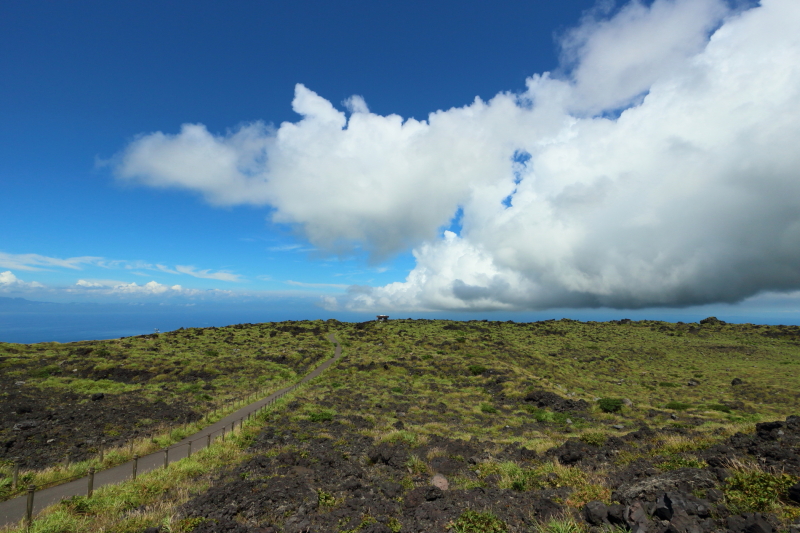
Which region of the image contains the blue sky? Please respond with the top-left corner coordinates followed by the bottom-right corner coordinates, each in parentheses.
top-left (0, 0), bottom-right (593, 296)
top-left (3, 0), bottom-right (800, 334)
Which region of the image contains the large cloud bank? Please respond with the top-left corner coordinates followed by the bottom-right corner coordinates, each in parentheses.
top-left (115, 0), bottom-right (800, 311)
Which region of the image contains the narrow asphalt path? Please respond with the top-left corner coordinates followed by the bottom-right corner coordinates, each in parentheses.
top-left (0, 333), bottom-right (342, 529)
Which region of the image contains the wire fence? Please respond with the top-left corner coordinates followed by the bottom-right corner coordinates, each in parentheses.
top-left (11, 382), bottom-right (303, 530)
top-left (4, 390), bottom-right (259, 490)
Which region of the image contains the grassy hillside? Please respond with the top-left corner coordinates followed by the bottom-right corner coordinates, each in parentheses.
top-left (0, 321), bottom-right (334, 500)
top-left (2, 318), bottom-right (799, 533)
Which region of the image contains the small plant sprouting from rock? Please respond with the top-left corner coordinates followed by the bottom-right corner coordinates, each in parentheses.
top-left (317, 490), bottom-right (337, 509)
top-left (387, 517), bottom-right (402, 532)
top-left (535, 517), bottom-right (585, 533)
top-left (405, 454), bottom-right (429, 475)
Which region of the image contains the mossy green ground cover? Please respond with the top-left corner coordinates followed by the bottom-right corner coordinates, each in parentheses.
top-left (0, 321), bottom-right (332, 405)
top-left (319, 319), bottom-right (799, 444)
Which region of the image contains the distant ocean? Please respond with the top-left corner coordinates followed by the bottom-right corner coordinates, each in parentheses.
top-left (0, 297), bottom-right (373, 344)
top-left (2, 296), bottom-right (798, 345)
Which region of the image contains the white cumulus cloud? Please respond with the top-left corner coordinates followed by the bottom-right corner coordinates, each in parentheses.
top-left (73, 279), bottom-right (203, 296)
top-left (0, 271), bottom-right (45, 290)
top-left (114, 0), bottom-right (800, 311)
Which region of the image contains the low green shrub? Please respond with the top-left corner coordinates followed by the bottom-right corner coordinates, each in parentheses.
top-left (30, 365), bottom-right (61, 378)
top-left (95, 347), bottom-right (111, 357)
top-left (597, 398), bottom-right (624, 413)
top-left (724, 468), bottom-right (798, 514)
top-left (579, 432), bottom-right (607, 447)
top-left (659, 382), bottom-right (679, 387)
top-left (468, 365), bottom-right (487, 376)
top-left (308, 410), bottom-right (334, 422)
top-left (480, 403), bottom-right (498, 414)
top-left (448, 510), bottom-right (507, 533)
top-left (204, 349), bottom-right (219, 357)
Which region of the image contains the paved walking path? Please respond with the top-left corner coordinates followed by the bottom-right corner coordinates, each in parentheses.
top-left (0, 333), bottom-right (342, 529)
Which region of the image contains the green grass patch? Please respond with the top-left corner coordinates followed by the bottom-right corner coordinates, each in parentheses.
top-left (724, 466), bottom-right (799, 518)
top-left (480, 403), bottom-right (498, 414)
top-left (579, 432), bottom-right (607, 447)
top-left (448, 510), bottom-right (507, 533)
top-left (706, 404), bottom-right (732, 413)
top-left (657, 456), bottom-right (707, 471)
top-left (664, 401), bottom-right (692, 411)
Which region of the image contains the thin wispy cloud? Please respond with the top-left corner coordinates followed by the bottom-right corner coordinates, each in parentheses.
top-left (286, 280), bottom-right (349, 289)
top-left (0, 251), bottom-right (243, 283)
top-left (115, 0), bottom-right (800, 312)
top-left (174, 265), bottom-right (243, 282)
top-left (267, 244), bottom-right (316, 252)
top-left (0, 252), bottom-right (102, 272)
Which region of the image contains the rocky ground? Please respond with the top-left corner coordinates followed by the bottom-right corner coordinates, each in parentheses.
top-left (167, 409), bottom-right (800, 533)
top-left (0, 322), bottom-right (333, 471)
top-left (1, 382), bottom-right (200, 468)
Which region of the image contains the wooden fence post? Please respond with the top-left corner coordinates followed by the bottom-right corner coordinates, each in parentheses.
top-left (12, 462), bottom-right (19, 490)
top-left (25, 485), bottom-right (35, 530)
top-left (132, 454), bottom-right (139, 480)
top-left (188, 440), bottom-right (192, 458)
top-left (87, 467), bottom-right (95, 497)
top-left (164, 448), bottom-right (169, 469)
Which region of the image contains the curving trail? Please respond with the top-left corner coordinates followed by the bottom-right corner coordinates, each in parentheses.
top-left (0, 333), bottom-right (342, 529)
